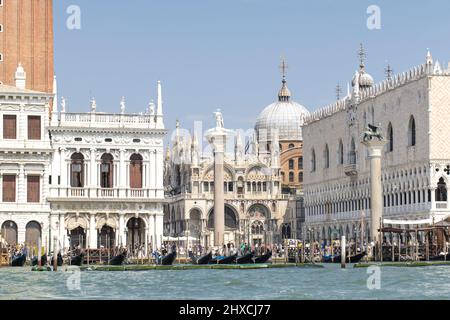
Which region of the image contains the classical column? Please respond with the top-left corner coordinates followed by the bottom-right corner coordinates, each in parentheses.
top-left (60, 148), bottom-right (67, 187)
top-left (148, 214), bottom-right (155, 250)
top-left (90, 148), bottom-right (97, 187)
top-left (118, 213), bottom-right (125, 247)
top-left (59, 214), bottom-right (66, 250)
top-left (119, 149), bottom-right (126, 197)
top-left (89, 213), bottom-right (97, 249)
top-left (362, 139), bottom-right (387, 252)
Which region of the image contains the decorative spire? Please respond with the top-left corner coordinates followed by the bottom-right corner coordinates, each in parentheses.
top-left (278, 56), bottom-right (291, 102)
top-left (385, 62), bottom-right (393, 81)
top-left (358, 43), bottom-right (367, 70)
top-left (336, 83), bottom-right (342, 101)
top-left (148, 99), bottom-right (155, 115)
top-left (61, 97), bottom-right (66, 113)
top-left (426, 48), bottom-right (433, 65)
top-left (156, 80), bottom-right (164, 128)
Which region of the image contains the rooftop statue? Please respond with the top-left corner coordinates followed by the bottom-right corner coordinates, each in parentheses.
top-left (363, 123), bottom-right (384, 142)
top-left (214, 109), bottom-right (224, 129)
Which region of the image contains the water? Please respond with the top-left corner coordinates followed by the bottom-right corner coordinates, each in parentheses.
top-left (0, 264), bottom-right (450, 300)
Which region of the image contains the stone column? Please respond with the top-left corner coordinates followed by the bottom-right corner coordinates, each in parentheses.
top-left (118, 213), bottom-right (125, 247)
top-left (213, 137), bottom-right (225, 247)
top-left (60, 148), bottom-right (67, 187)
top-left (18, 164), bottom-right (25, 203)
top-left (89, 213), bottom-right (97, 249)
top-left (362, 139), bottom-right (387, 250)
top-left (90, 148), bottom-right (97, 188)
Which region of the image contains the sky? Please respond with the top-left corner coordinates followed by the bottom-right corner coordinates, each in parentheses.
top-left (54, 0), bottom-right (450, 135)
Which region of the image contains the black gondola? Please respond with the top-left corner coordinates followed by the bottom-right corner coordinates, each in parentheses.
top-left (11, 253), bottom-right (27, 267)
top-left (161, 252), bottom-right (177, 266)
top-left (50, 253), bottom-right (63, 266)
top-left (323, 252), bottom-right (366, 264)
top-left (428, 253), bottom-right (450, 261)
top-left (236, 253), bottom-right (254, 264)
top-left (210, 254), bottom-right (237, 265)
top-left (31, 255), bottom-right (48, 266)
top-left (192, 252), bottom-right (212, 265)
top-left (254, 251), bottom-right (272, 264)
top-left (70, 254), bottom-right (84, 266)
top-left (109, 252), bottom-right (126, 266)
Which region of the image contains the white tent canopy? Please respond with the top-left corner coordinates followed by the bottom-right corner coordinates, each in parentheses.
top-left (383, 218), bottom-right (433, 226)
top-left (162, 236), bottom-right (198, 242)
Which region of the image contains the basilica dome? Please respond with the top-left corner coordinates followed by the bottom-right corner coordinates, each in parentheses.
top-left (255, 78), bottom-right (310, 142)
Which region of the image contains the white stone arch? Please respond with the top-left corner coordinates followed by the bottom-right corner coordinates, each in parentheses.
top-left (96, 215), bottom-right (119, 230)
top-left (247, 203), bottom-right (271, 221)
top-left (66, 215), bottom-right (89, 231)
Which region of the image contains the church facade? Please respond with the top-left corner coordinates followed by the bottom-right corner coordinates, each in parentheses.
top-left (303, 50), bottom-right (450, 243)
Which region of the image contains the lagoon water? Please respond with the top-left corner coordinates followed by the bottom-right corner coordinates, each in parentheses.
top-left (0, 264), bottom-right (449, 300)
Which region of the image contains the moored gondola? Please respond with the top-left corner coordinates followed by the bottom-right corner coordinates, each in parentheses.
top-left (161, 251), bottom-right (177, 266)
top-left (254, 251), bottom-right (272, 264)
top-left (192, 252), bottom-right (212, 265)
top-left (51, 253), bottom-right (63, 267)
top-left (323, 251), bottom-right (366, 263)
top-left (11, 253), bottom-right (27, 267)
top-left (428, 253), bottom-right (450, 261)
top-left (31, 255), bottom-right (48, 266)
top-left (70, 253), bottom-right (84, 266)
top-left (209, 254), bottom-right (237, 265)
top-left (109, 252), bottom-right (126, 266)
top-left (236, 253), bottom-right (254, 264)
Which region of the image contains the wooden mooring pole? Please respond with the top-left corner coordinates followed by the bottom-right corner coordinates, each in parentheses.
top-left (341, 236), bottom-right (346, 269)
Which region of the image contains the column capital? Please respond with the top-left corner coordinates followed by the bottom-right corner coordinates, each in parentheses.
top-left (362, 139), bottom-right (388, 158)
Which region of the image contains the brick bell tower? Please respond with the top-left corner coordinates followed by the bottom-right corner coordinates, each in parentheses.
top-left (0, 0), bottom-right (54, 95)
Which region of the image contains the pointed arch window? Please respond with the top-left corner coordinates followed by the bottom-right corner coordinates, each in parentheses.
top-left (349, 138), bottom-right (356, 165)
top-left (338, 140), bottom-right (344, 165)
top-left (130, 154), bottom-right (143, 188)
top-left (100, 153), bottom-right (114, 188)
top-left (387, 123), bottom-right (394, 152)
top-left (71, 153), bottom-right (84, 188)
top-left (436, 177), bottom-right (447, 202)
top-left (408, 116), bottom-right (416, 146)
top-left (324, 144), bottom-right (330, 169)
top-left (311, 149), bottom-right (316, 172)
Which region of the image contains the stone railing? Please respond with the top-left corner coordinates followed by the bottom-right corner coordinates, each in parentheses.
top-left (57, 112), bottom-right (163, 129)
top-left (49, 187), bottom-right (160, 199)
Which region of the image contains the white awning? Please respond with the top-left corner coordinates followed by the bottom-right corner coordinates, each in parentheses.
top-left (383, 218), bottom-right (433, 226)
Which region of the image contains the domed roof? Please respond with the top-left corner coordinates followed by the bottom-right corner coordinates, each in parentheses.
top-left (255, 79), bottom-right (309, 142)
top-left (352, 67), bottom-right (374, 88)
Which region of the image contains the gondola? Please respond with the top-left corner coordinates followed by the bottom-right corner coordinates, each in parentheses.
top-left (323, 252), bottom-right (366, 264)
top-left (210, 254), bottom-right (237, 265)
top-left (11, 253), bottom-right (27, 267)
top-left (192, 252), bottom-right (212, 265)
top-left (50, 253), bottom-right (63, 267)
top-left (236, 253), bottom-right (254, 264)
top-left (161, 252), bottom-right (177, 266)
top-left (109, 252), bottom-right (126, 266)
top-left (254, 251), bottom-right (272, 264)
top-left (428, 253), bottom-right (450, 261)
top-left (31, 255), bottom-right (48, 266)
top-left (70, 253), bottom-right (84, 266)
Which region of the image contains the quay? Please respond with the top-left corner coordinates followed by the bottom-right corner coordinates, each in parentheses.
top-left (79, 263), bottom-right (324, 272)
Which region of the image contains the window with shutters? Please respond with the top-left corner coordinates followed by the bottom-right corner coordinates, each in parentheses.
top-left (3, 115), bottom-right (16, 139)
top-left (2, 175), bottom-right (16, 202)
top-left (27, 176), bottom-right (40, 203)
top-left (130, 154), bottom-right (143, 188)
top-left (28, 116), bottom-right (41, 140)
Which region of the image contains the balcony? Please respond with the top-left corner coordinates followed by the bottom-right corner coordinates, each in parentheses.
top-left (344, 164), bottom-right (357, 176)
top-left (49, 187), bottom-right (162, 200)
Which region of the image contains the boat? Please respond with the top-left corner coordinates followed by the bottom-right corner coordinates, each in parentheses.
top-left (109, 252), bottom-right (126, 266)
top-left (11, 253), bottom-right (27, 267)
top-left (254, 251), bottom-right (272, 264)
top-left (323, 252), bottom-right (366, 263)
top-left (192, 252), bottom-right (212, 265)
top-left (51, 253), bottom-right (63, 267)
top-left (210, 254), bottom-right (237, 265)
top-left (161, 252), bottom-right (177, 266)
top-left (236, 253), bottom-right (254, 264)
top-left (70, 253), bottom-right (84, 266)
top-left (429, 253), bottom-right (450, 261)
top-left (31, 255), bottom-right (48, 266)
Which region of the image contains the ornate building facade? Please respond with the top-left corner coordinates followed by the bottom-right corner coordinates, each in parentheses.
top-left (0, 65), bottom-right (167, 254)
top-left (164, 115), bottom-right (291, 248)
top-left (303, 50), bottom-right (450, 243)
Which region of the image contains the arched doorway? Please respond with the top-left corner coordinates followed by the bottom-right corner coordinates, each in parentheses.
top-left (69, 227), bottom-right (86, 249)
top-left (1, 221), bottom-right (18, 246)
top-left (98, 225), bottom-right (115, 249)
top-left (207, 206), bottom-right (238, 230)
top-left (25, 221), bottom-right (41, 247)
top-left (70, 152), bottom-right (85, 188)
top-left (127, 217), bottom-right (145, 252)
top-left (189, 209), bottom-right (202, 238)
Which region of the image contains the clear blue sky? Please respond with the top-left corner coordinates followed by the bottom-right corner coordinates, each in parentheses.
top-left (54, 0), bottom-right (450, 133)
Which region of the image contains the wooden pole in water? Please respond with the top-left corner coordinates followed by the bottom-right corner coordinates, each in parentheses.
top-left (415, 229), bottom-right (419, 262)
top-left (391, 234), bottom-right (395, 262)
top-left (341, 236), bottom-right (346, 269)
top-left (53, 236), bottom-right (58, 271)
